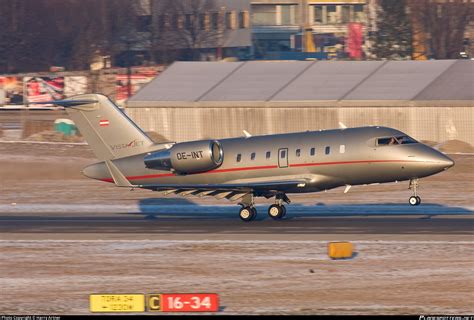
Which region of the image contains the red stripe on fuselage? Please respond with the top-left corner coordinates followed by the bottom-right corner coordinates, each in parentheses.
top-left (100, 160), bottom-right (418, 183)
top-left (101, 165), bottom-right (278, 182)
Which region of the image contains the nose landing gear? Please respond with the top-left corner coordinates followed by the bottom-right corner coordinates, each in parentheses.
top-left (408, 179), bottom-right (421, 206)
top-left (409, 196), bottom-right (421, 206)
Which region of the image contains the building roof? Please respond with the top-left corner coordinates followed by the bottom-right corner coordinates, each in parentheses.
top-left (127, 60), bottom-right (474, 108)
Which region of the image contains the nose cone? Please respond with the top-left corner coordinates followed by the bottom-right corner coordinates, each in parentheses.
top-left (427, 151), bottom-right (455, 173)
top-left (403, 144), bottom-right (454, 178)
top-left (439, 154), bottom-right (455, 170)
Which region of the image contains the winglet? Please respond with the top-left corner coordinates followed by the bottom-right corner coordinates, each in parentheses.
top-left (433, 141), bottom-right (448, 151)
top-left (243, 130), bottom-right (252, 138)
top-left (105, 160), bottom-right (136, 187)
top-left (344, 185), bottom-right (352, 193)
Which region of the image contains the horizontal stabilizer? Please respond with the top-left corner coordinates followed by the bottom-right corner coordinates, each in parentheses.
top-left (30, 99), bottom-right (98, 107)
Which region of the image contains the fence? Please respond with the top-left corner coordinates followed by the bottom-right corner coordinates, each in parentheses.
top-left (126, 106), bottom-right (473, 146)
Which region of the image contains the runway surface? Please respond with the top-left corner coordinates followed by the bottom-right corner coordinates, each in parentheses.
top-left (1, 203), bottom-right (472, 240)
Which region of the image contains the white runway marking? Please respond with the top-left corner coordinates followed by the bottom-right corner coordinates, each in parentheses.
top-left (0, 240), bottom-right (473, 244)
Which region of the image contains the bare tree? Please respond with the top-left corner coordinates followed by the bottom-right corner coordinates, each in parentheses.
top-left (409, 0), bottom-right (473, 59)
top-left (152, 0), bottom-right (226, 61)
top-left (0, 0), bottom-right (141, 73)
top-left (370, 0), bottom-right (413, 60)
top-left (0, 0), bottom-right (50, 73)
top-left (52, 0), bottom-right (141, 69)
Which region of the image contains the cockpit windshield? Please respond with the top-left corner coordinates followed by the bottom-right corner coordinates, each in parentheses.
top-left (377, 135), bottom-right (417, 146)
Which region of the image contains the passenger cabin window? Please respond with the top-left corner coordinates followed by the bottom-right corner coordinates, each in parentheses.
top-left (280, 150), bottom-right (286, 158)
top-left (377, 136), bottom-right (417, 146)
top-left (296, 149), bottom-right (301, 157)
top-left (325, 146), bottom-right (330, 155)
top-left (266, 151), bottom-right (271, 159)
top-left (236, 154), bottom-right (242, 162)
top-left (310, 147), bottom-right (315, 156)
top-left (251, 152), bottom-right (256, 160)
top-left (339, 145), bottom-right (345, 154)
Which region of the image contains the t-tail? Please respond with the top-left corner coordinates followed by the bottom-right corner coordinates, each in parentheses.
top-left (45, 94), bottom-right (155, 160)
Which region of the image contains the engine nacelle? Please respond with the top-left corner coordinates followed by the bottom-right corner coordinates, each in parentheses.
top-left (144, 140), bottom-right (224, 174)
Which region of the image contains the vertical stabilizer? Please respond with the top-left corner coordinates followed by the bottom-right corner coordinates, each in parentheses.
top-left (61, 94), bottom-right (154, 160)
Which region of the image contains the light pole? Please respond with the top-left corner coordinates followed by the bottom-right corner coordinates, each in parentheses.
top-left (120, 35), bottom-right (134, 100)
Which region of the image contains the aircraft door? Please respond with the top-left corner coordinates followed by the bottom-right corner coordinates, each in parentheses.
top-left (278, 148), bottom-right (288, 168)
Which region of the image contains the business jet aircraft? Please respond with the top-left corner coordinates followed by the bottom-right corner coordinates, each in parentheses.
top-left (48, 94), bottom-right (454, 222)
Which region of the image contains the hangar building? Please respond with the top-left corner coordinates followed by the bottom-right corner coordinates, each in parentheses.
top-left (126, 60), bottom-right (473, 146)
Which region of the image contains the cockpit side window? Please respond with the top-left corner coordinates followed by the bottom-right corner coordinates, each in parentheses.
top-left (396, 135), bottom-right (417, 144)
top-left (377, 137), bottom-right (399, 146)
top-left (377, 135), bottom-right (417, 146)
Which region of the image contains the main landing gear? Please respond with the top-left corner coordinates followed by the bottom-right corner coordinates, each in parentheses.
top-left (409, 178), bottom-right (421, 206)
top-left (239, 206), bottom-right (257, 222)
top-left (238, 193), bottom-right (291, 222)
top-left (267, 193), bottom-right (290, 220)
top-left (268, 204), bottom-right (286, 220)
top-left (238, 194), bottom-right (257, 222)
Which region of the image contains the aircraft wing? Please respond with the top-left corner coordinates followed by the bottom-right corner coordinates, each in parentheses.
top-left (143, 180), bottom-right (307, 191)
top-left (141, 179), bottom-right (308, 201)
top-left (105, 160), bottom-right (324, 202)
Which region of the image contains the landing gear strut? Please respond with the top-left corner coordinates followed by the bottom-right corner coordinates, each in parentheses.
top-left (238, 194), bottom-right (257, 222)
top-left (267, 193), bottom-right (290, 220)
top-left (409, 179), bottom-right (421, 206)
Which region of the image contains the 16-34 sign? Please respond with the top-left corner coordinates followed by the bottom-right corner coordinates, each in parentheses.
top-left (148, 293), bottom-right (219, 312)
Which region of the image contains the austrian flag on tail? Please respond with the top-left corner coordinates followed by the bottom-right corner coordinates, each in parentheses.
top-left (99, 119), bottom-right (110, 127)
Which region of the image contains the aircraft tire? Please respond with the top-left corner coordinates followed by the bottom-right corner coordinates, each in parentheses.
top-left (409, 196), bottom-right (418, 206)
top-left (415, 196), bottom-right (421, 205)
top-left (268, 204), bottom-right (284, 220)
top-left (240, 206), bottom-right (256, 222)
top-left (250, 207), bottom-right (257, 220)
